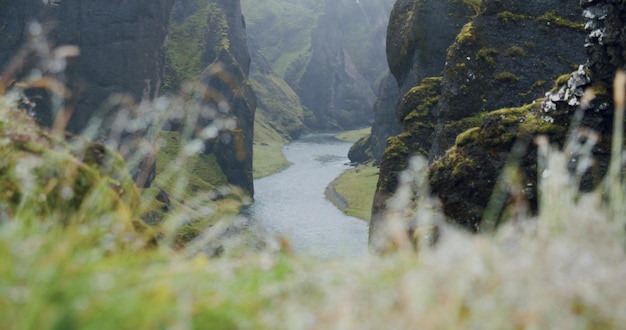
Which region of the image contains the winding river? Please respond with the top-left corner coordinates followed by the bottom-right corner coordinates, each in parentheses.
top-left (246, 134), bottom-right (369, 258)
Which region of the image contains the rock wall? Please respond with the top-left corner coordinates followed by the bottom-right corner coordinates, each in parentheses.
top-left (0, 0), bottom-right (174, 187)
top-left (369, 0), bottom-right (474, 163)
top-left (0, 0), bottom-right (257, 195)
top-left (0, 0), bottom-right (174, 132)
top-left (372, 0), bottom-right (593, 239)
top-left (204, 0), bottom-right (256, 195)
top-left (166, 0), bottom-right (256, 195)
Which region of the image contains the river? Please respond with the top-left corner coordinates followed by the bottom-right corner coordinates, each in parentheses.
top-left (246, 133), bottom-right (369, 258)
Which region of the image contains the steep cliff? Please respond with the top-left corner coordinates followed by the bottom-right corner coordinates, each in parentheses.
top-left (0, 0), bottom-right (256, 195)
top-left (242, 0), bottom-right (394, 130)
top-left (373, 0), bottom-right (594, 237)
top-left (0, 0), bottom-right (174, 187)
top-left (165, 0), bottom-right (256, 195)
top-left (427, 0), bottom-right (624, 231)
top-left (369, 0), bottom-right (475, 163)
top-left (0, 0), bottom-right (174, 132)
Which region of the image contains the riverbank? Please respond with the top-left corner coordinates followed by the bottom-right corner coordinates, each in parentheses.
top-left (325, 128), bottom-right (378, 222)
top-left (252, 112), bottom-right (292, 179)
top-left (325, 162), bottom-right (378, 222)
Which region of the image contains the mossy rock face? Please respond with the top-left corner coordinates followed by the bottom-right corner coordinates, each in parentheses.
top-left (371, 77), bottom-right (442, 223)
top-left (0, 98), bottom-right (152, 247)
top-left (386, 0), bottom-right (475, 89)
top-left (428, 102), bottom-right (566, 231)
top-left (166, 0), bottom-right (256, 196)
top-left (373, 0), bottom-right (625, 239)
top-left (431, 0), bottom-right (586, 156)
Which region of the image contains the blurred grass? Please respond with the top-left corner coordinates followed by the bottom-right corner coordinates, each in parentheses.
top-left (2, 65), bottom-right (626, 329)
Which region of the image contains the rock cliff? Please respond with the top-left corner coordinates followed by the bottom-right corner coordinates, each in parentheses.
top-left (0, 0), bottom-right (174, 187)
top-left (0, 0), bottom-right (174, 132)
top-left (165, 0), bottom-right (256, 195)
top-left (368, 0), bottom-right (475, 163)
top-left (242, 0), bottom-right (394, 130)
top-left (0, 0), bottom-right (257, 195)
top-left (372, 0), bottom-right (597, 238)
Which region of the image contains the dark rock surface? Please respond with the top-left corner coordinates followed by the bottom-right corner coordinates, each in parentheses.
top-left (372, 0), bottom-right (604, 237)
top-left (0, 0), bottom-right (257, 195)
top-left (0, 0), bottom-right (174, 132)
top-left (293, 5), bottom-right (376, 129)
top-left (430, 0), bottom-right (587, 158)
top-left (370, 73), bottom-right (401, 162)
top-left (369, 0), bottom-right (474, 164)
top-left (0, 0), bottom-right (175, 187)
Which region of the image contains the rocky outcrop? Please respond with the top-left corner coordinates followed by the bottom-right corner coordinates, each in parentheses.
top-left (291, 2), bottom-right (376, 129)
top-left (370, 74), bottom-right (401, 162)
top-left (372, 0), bottom-right (595, 237)
top-left (166, 0), bottom-right (256, 195)
top-left (429, 0), bottom-right (587, 158)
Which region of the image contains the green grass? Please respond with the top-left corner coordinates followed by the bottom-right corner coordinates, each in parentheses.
top-left (335, 127), bottom-right (371, 143)
top-left (253, 111), bottom-right (291, 179)
top-left (328, 162), bottom-right (379, 221)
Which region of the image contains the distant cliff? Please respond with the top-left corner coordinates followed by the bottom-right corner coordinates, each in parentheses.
top-left (242, 0), bottom-right (394, 130)
top-left (372, 0), bottom-right (597, 240)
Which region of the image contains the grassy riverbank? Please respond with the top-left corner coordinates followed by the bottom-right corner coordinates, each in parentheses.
top-left (253, 111), bottom-right (292, 179)
top-left (326, 128), bottom-right (378, 221)
top-left (326, 162), bottom-right (379, 221)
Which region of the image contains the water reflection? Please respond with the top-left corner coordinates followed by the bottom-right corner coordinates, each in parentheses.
top-left (247, 133), bottom-right (369, 258)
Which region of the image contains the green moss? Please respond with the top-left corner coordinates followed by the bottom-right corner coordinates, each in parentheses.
top-left (551, 73), bottom-right (573, 92)
top-left (445, 20), bottom-right (476, 64)
top-left (530, 80), bottom-right (548, 90)
top-left (402, 77), bottom-right (442, 123)
top-left (495, 71), bottom-right (521, 83)
top-left (455, 127), bottom-right (481, 147)
top-left (454, 22), bottom-right (476, 45)
top-left (155, 131), bottom-right (228, 198)
top-left (476, 48), bottom-right (499, 67)
top-left (163, 0), bottom-right (213, 92)
top-left (535, 10), bottom-right (585, 31)
top-left (496, 11), bottom-right (528, 23)
top-left (523, 42), bottom-right (536, 49)
top-left (503, 45), bottom-right (526, 57)
top-left (378, 136), bottom-right (410, 193)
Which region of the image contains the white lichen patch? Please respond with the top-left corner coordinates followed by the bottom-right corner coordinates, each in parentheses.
top-left (541, 65), bottom-right (591, 116)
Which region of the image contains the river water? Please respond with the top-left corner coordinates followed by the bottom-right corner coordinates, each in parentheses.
top-left (246, 134), bottom-right (369, 258)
